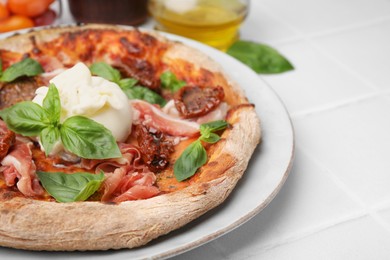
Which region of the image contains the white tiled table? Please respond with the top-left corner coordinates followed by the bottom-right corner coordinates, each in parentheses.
top-left (62, 0), bottom-right (390, 259)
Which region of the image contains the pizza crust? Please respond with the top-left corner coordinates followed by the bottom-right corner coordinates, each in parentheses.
top-left (0, 25), bottom-right (261, 251)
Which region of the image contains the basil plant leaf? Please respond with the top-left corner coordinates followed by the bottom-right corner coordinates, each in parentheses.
top-left (174, 140), bottom-right (207, 182)
top-left (124, 86), bottom-right (167, 107)
top-left (90, 62), bottom-right (121, 84)
top-left (40, 126), bottom-right (61, 156)
top-left (200, 120), bottom-right (228, 135)
top-left (160, 71), bottom-right (186, 92)
top-left (42, 83), bottom-right (61, 124)
top-left (0, 101), bottom-right (49, 136)
top-left (200, 132), bottom-right (220, 144)
top-left (227, 40), bottom-right (294, 74)
top-left (60, 116), bottom-right (121, 159)
top-left (37, 171), bottom-right (105, 203)
top-left (0, 58), bottom-right (44, 82)
top-left (119, 78), bottom-right (138, 90)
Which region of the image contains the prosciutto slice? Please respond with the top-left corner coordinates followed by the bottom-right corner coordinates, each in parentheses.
top-left (162, 100), bottom-right (229, 124)
top-left (95, 143), bottom-right (160, 202)
top-left (131, 100), bottom-right (200, 137)
top-left (1, 142), bottom-right (44, 197)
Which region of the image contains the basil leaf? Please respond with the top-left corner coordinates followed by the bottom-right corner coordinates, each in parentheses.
top-left (90, 62), bottom-right (121, 83)
top-left (174, 140), bottom-right (207, 182)
top-left (0, 58), bottom-right (44, 82)
top-left (119, 78), bottom-right (138, 90)
top-left (123, 86), bottom-right (167, 107)
top-left (37, 171), bottom-right (105, 202)
top-left (200, 120), bottom-right (228, 134)
top-left (160, 71), bottom-right (186, 92)
top-left (0, 101), bottom-right (49, 136)
top-left (40, 126), bottom-right (60, 156)
top-left (227, 41), bottom-right (294, 74)
top-left (43, 83), bottom-right (61, 124)
top-left (60, 116), bottom-right (121, 159)
top-left (200, 132), bottom-right (220, 144)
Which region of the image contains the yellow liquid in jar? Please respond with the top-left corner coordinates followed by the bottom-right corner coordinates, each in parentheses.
top-left (150, 1), bottom-right (247, 50)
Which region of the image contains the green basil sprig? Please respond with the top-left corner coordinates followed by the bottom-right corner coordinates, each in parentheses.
top-left (160, 71), bottom-right (186, 93)
top-left (0, 84), bottom-right (121, 159)
top-left (90, 62), bottom-right (166, 107)
top-left (37, 171), bottom-right (105, 202)
top-left (174, 120), bottom-right (228, 182)
top-left (0, 58), bottom-right (44, 82)
top-left (227, 40), bottom-right (294, 74)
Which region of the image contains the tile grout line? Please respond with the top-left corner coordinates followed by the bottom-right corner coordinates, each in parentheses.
top-left (303, 42), bottom-right (381, 92)
top-left (297, 145), bottom-right (390, 235)
top-left (290, 91), bottom-right (390, 119)
top-left (306, 15), bottom-right (390, 39)
top-left (234, 212), bottom-right (368, 259)
top-left (258, 1), bottom-right (390, 238)
top-left (372, 200), bottom-right (390, 212)
top-left (264, 15), bottom-right (390, 46)
top-left (259, 3), bottom-right (384, 93)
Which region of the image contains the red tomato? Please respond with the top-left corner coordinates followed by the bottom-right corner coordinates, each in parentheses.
top-left (8, 0), bottom-right (54, 18)
top-left (0, 3), bottom-right (10, 21)
top-left (0, 15), bottom-right (34, 33)
top-left (33, 9), bottom-right (56, 26)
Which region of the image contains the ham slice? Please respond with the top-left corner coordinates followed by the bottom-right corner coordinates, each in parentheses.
top-left (131, 100), bottom-right (200, 137)
top-left (1, 142), bottom-right (44, 197)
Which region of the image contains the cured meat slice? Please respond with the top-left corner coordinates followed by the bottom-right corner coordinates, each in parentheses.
top-left (131, 100), bottom-right (200, 137)
top-left (100, 144), bottom-right (160, 202)
top-left (0, 142), bottom-right (44, 197)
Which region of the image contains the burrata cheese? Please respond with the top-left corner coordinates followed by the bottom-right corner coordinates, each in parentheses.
top-left (33, 62), bottom-right (132, 144)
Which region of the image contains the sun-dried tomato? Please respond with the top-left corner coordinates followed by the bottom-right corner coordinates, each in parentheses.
top-left (135, 124), bottom-right (174, 172)
top-left (0, 125), bottom-right (15, 161)
top-left (174, 85), bottom-right (224, 118)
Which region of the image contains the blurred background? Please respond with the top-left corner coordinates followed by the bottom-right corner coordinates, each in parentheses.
top-left (0, 0), bottom-right (249, 51)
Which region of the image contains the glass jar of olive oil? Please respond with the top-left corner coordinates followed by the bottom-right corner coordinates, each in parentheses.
top-left (148, 0), bottom-right (249, 51)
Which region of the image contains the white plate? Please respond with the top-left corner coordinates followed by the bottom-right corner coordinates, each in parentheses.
top-left (0, 31), bottom-right (294, 260)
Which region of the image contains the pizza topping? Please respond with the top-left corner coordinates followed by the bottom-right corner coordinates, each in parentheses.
top-left (0, 120), bottom-right (15, 160)
top-left (0, 77), bottom-right (45, 110)
top-left (174, 120), bottom-right (228, 181)
top-left (0, 58), bottom-right (44, 83)
top-left (100, 143), bottom-right (160, 202)
top-left (135, 124), bottom-right (174, 172)
top-left (0, 141), bottom-right (44, 197)
top-left (90, 61), bottom-right (166, 107)
top-left (196, 102), bottom-right (229, 124)
top-left (34, 55), bottom-right (65, 73)
top-left (174, 85), bottom-right (225, 118)
top-left (131, 99), bottom-right (200, 137)
top-left (0, 83), bottom-right (121, 159)
top-left (34, 63), bottom-right (132, 143)
top-left (36, 171), bottom-right (105, 202)
top-left (114, 56), bottom-right (160, 91)
top-left (160, 71), bottom-right (186, 93)
top-left (114, 185), bottom-right (160, 202)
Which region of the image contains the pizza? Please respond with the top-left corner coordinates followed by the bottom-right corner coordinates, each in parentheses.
top-left (0, 24), bottom-right (261, 251)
